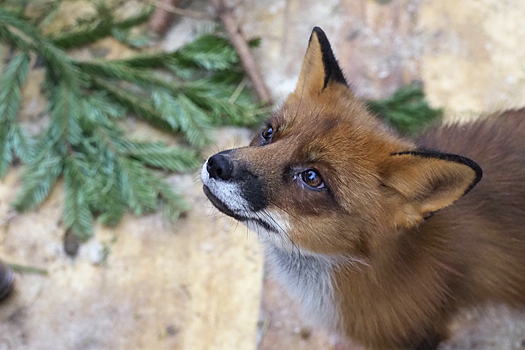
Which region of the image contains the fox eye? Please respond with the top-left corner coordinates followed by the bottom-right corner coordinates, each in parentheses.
top-left (260, 125), bottom-right (274, 145)
top-left (300, 169), bottom-right (325, 189)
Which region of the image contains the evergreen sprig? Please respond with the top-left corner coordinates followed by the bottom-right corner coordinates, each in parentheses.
top-left (0, 2), bottom-right (266, 240)
top-left (0, 53), bottom-right (32, 176)
top-left (49, 3), bottom-right (155, 49)
top-left (367, 83), bottom-right (443, 135)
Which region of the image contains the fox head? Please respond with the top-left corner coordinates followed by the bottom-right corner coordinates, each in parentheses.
top-left (201, 27), bottom-right (482, 257)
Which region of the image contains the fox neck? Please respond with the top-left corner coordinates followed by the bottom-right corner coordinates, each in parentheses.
top-left (263, 212), bottom-right (459, 332)
top-left (264, 243), bottom-right (343, 332)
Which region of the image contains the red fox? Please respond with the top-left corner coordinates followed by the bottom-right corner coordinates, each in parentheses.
top-left (201, 27), bottom-right (525, 350)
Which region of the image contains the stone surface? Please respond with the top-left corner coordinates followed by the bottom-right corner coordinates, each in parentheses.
top-left (0, 129), bottom-right (263, 350)
top-left (217, 0), bottom-right (525, 117)
top-left (231, 0), bottom-right (427, 102)
top-left (421, 0), bottom-right (525, 119)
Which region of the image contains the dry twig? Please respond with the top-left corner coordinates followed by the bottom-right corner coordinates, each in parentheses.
top-left (147, 0), bottom-right (215, 23)
top-left (7, 263), bottom-right (49, 276)
top-left (210, 0), bottom-right (272, 104)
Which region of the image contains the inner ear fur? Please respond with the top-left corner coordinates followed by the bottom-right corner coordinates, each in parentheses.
top-left (381, 151), bottom-right (483, 228)
top-left (294, 27), bottom-right (348, 97)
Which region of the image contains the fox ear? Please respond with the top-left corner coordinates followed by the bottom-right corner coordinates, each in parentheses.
top-left (381, 151), bottom-right (482, 228)
top-left (294, 27), bottom-right (348, 97)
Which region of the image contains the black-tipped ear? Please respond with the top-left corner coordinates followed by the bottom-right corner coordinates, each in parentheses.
top-left (310, 27), bottom-right (347, 88)
top-left (294, 27), bottom-right (347, 97)
top-left (381, 150), bottom-right (483, 228)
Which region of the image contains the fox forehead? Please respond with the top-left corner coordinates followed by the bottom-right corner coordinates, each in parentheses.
top-left (261, 96), bottom-right (401, 175)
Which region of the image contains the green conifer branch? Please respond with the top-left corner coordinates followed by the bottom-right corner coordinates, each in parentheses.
top-left (122, 141), bottom-right (200, 172)
top-left (10, 123), bottom-right (34, 163)
top-left (175, 34), bottom-right (239, 71)
top-left (111, 51), bottom-right (176, 69)
top-left (45, 79), bottom-right (83, 146)
top-left (90, 78), bottom-right (174, 130)
top-left (0, 53), bottom-right (31, 176)
top-left (184, 80), bottom-right (264, 127)
top-left (152, 89), bottom-right (211, 147)
top-left (0, 9), bottom-right (83, 86)
top-left (77, 60), bottom-right (181, 92)
top-left (12, 150), bottom-right (63, 211)
top-left (109, 34), bottom-right (240, 71)
top-left (0, 126), bottom-right (10, 178)
top-left (81, 132), bottom-right (128, 227)
top-left (49, 5), bottom-right (154, 49)
top-left (367, 84), bottom-right (442, 135)
top-left (117, 158), bottom-right (158, 215)
top-left (63, 155), bottom-right (94, 239)
top-left (0, 4), bottom-right (267, 240)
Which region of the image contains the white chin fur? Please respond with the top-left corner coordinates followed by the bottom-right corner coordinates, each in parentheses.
top-left (201, 158), bottom-right (250, 212)
top-left (202, 158), bottom-right (297, 250)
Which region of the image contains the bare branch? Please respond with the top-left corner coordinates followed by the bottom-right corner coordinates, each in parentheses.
top-left (210, 0), bottom-right (272, 104)
top-left (146, 0), bottom-right (216, 22)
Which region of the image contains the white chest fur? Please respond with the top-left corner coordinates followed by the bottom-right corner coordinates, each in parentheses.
top-left (265, 245), bottom-right (340, 331)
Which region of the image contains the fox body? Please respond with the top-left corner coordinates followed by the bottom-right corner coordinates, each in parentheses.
top-left (201, 27), bottom-right (525, 350)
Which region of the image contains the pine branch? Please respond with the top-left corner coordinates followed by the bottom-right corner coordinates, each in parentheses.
top-left (77, 60), bottom-right (180, 92)
top-left (0, 9), bottom-right (83, 86)
top-left (184, 79), bottom-right (264, 127)
top-left (63, 155), bottom-right (94, 239)
top-left (367, 83), bottom-right (443, 135)
top-left (49, 5), bottom-right (155, 49)
top-left (81, 129), bottom-right (127, 227)
top-left (1, 4), bottom-right (268, 239)
top-left (10, 123), bottom-right (34, 163)
top-left (107, 34), bottom-right (251, 73)
top-left (0, 126), bottom-right (11, 178)
top-left (122, 141), bottom-right (200, 172)
top-left (91, 77), bottom-right (174, 130)
top-left (82, 92), bottom-right (127, 124)
top-left (102, 38), bottom-right (236, 71)
top-left (175, 34), bottom-right (239, 71)
top-left (45, 78), bottom-right (83, 145)
top-left (117, 158), bottom-right (158, 215)
top-left (152, 89), bottom-right (211, 147)
top-left (111, 27), bottom-right (149, 48)
top-left (0, 53), bottom-right (31, 176)
top-left (12, 149), bottom-right (63, 211)
top-left (110, 51), bottom-right (175, 69)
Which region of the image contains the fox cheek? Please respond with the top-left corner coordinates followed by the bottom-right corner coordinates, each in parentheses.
top-left (236, 166), bottom-right (269, 212)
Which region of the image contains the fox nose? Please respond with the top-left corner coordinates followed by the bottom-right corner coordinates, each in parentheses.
top-left (207, 154), bottom-right (234, 180)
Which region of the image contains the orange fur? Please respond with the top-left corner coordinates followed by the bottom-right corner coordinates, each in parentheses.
top-left (202, 27), bottom-right (525, 350)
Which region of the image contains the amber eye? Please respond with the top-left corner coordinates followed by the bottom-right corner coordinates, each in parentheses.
top-left (260, 125), bottom-right (274, 144)
top-left (300, 169), bottom-right (325, 189)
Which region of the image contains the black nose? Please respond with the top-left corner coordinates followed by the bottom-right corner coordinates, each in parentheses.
top-left (207, 154), bottom-right (234, 180)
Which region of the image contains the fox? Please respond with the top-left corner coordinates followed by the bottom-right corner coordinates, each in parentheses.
top-left (201, 27), bottom-right (525, 350)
